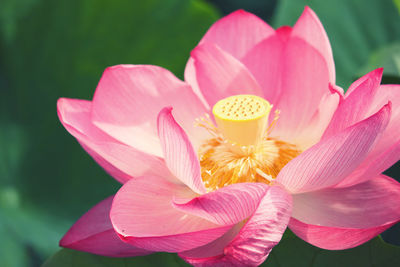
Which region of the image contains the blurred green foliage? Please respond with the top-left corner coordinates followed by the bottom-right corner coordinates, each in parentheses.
top-left (0, 0), bottom-right (219, 266)
top-left (0, 0), bottom-right (399, 266)
top-left (395, 0), bottom-right (400, 14)
top-left (265, 234), bottom-right (400, 267)
top-left (208, 0), bottom-right (277, 21)
top-left (42, 250), bottom-right (191, 267)
top-left (359, 43), bottom-right (400, 80)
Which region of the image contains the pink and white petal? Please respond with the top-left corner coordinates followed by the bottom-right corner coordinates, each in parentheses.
top-left (291, 85), bottom-right (340, 149)
top-left (269, 37), bottom-right (332, 141)
top-left (178, 224), bottom-right (243, 266)
top-left (184, 57), bottom-right (209, 109)
top-left (157, 107), bottom-right (206, 194)
top-left (91, 65), bottom-right (209, 156)
top-left (327, 84), bottom-right (400, 187)
top-left (323, 68), bottom-right (383, 138)
top-left (292, 7), bottom-right (335, 83)
top-left (196, 9), bottom-right (274, 60)
top-left (57, 98), bottom-right (169, 184)
top-left (242, 32), bottom-right (332, 142)
top-left (110, 175), bottom-right (231, 253)
top-left (179, 186), bottom-right (292, 267)
top-left (289, 217), bottom-right (395, 250)
top-left (337, 139), bottom-right (400, 187)
top-left (60, 196), bottom-right (151, 257)
top-left (173, 183), bottom-right (270, 225)
top-left (184, 9), bottom-right (274, 101)
top-left (364, 84), bottom-right (400, 159)
top-left (276, 104), bottom-right (391, 193)
top-left (240, 32), bottom-right (286, 106)
top-left (291, 175), bottom-right (400, 229)
top-left (191, 43), bottom-right (264, 107)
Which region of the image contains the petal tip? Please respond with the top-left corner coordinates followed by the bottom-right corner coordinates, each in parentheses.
top-left (382, 100), bottom-right (392, 116)
top-left (157, 106), bottom-right (174, 126)
top-left (298, 6), bottom-right (320, 24)
top-left (59, 230), bottom-right (75, 249)
top-left (367, 67), bottom-right (384, 81)
top-left (329, 83), bottom-right (344, 98)
top-left (303, 6), bottom-right (316, 16)
top-left (228, 9), bottom-right (258, 19)
top-left (376, 67), bottom-right (384, 75)
top-left (299, 6), bottom-right (322, 27)
top-left (59, 235), bottom-right (68, 248)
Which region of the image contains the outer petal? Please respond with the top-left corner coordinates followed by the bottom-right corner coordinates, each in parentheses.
top-left (242, 29), bottom-right (332, 143)
top-left (337, 139), bottom-right (400, 187)
top-left (110, 175), bottom-right (231, 253)
top-left (289, 218), bottom-right (395, 250)
top-left (291, 175), bottom-right (400, 229)
top-left (365, 85), bottom-right (400, 155)
top-left (157, 107), bottom-right (206, 194)
top-left (57, 98), bottom-right (169, 184)
top-left (323, 68), bottom-right (383, 138)
top-left (60, 196), bottom-right (150, 257)
top-left (191, 43), bottom-right (263, 108)
top-left (276, 104), bottom-right (391, 193)
top-left (173, 183), bottom-right (270, 225)
top-left (291, 6), bottom-right (335, 83)
top-left (179, 186), bottom-right (292, 267)
top-left (91, 65), bottom-right (209, 156)
top-left (331, 83), bottom-right (400, 187)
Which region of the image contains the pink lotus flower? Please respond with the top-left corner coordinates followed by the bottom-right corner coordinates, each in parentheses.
top-left (57, 7), bottom-right (400, 266)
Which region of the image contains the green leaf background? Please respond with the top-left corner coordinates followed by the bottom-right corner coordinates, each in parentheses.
top-left (0, 0), bottom-right (399, 266)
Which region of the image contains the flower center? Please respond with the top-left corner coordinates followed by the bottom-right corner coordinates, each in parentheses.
top-left (213, 95), bottom-right (272, 146)
top-left (196, 95), bottom-right (301, 191)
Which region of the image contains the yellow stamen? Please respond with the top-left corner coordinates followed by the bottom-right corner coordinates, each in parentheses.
top-left (213, 95), bottom-right (272, 146)
top-left (199, 138), bottom-right (301, 191)
top-left (196, 94), bottom-right (301, 192)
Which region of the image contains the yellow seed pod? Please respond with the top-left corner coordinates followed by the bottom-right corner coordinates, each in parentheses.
top-left (212, 95), bottom-right (272, 146)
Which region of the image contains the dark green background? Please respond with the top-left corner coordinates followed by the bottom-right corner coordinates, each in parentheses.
top-left (0, 0), bottom-right (399, 266)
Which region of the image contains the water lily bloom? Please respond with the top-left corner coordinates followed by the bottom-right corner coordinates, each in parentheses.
top-left (57, 6), bottom-right (400, 266)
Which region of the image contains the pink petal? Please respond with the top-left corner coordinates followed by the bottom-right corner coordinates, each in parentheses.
top-left (195, 9), bottom-right (274, 60)
top-left (240, 31), bottom-right (287, 106)
top-left (173, 183), bottom-right (270, 225)
top-left (290, 84), bottom-right (340, 149)
top-left (362, 84), bottom-right (400, 163)
top-left (191, 43), bottom-right (263, 107)
top-left (179, 186), bottom-right (292, 266)
top-left (292, 6), bottom-right (335, 83)
top-left (60, 196), bottom-right (150, 257)
top-left (323, 68), bottom-right (383, 138)
top-left (337, 138), bottom-right (400, 188)
top-left (242, 29), bottom-right (332, 143)
top-left (289, 217), bottom-right (395, 250)
top-left (110, 175), bottom-right (231, 253)
top-left (276, 104), bottom-right (391, 193)
top-left (184, 9), bottom-right (274, 101)
top-left (57, 98), bottom-right (169, 184)
top-left (91, 65), bottom-right (209, 156)
top-left (157, 107), bottom-right (206, 194)
top-left (329, 83), bottom-right (400, 187)
top-left (184, 57), bottom-right (208, 109)
top-left (291, 175), bottom-right (400, 229)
